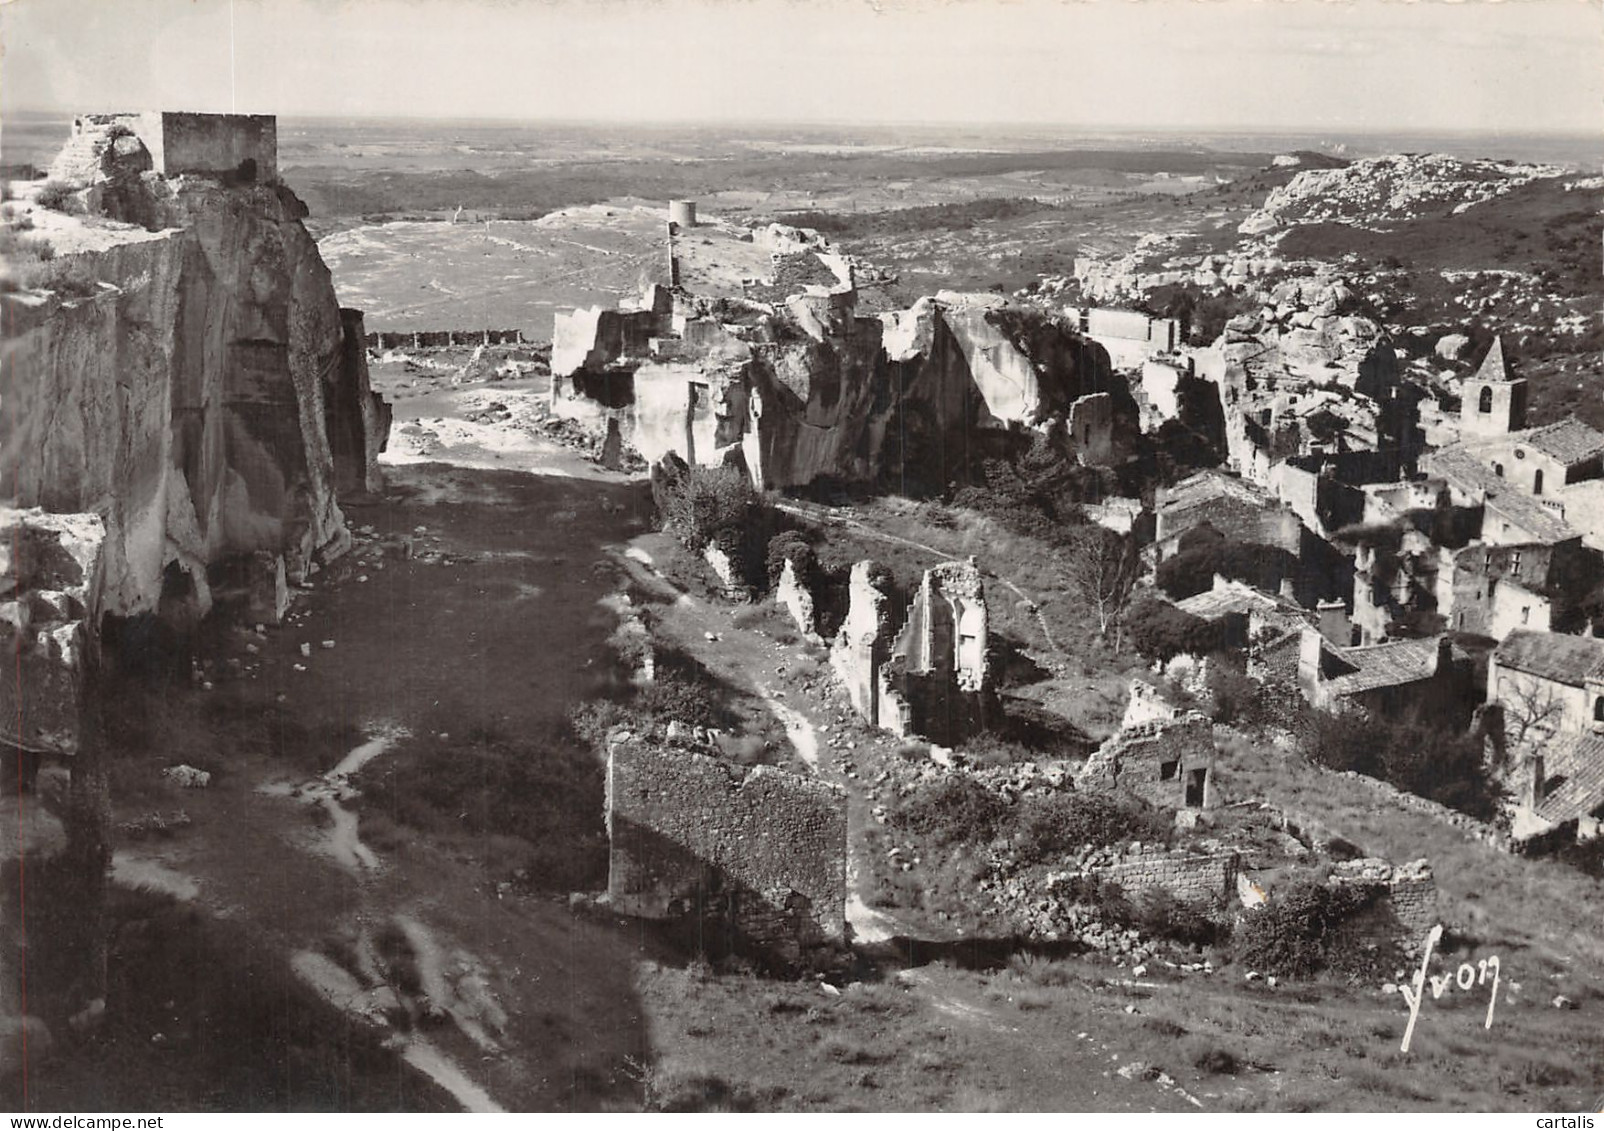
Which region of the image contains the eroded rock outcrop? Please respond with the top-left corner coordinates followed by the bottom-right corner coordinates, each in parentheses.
top-left (2, 113), bottom-right (389, 628)
top-left (552, 283), bottom-right (1126, 494)
top-left (1239, 153), bottom-right (1563, 235)
top-left (0, 509), bottom-right (104, 767)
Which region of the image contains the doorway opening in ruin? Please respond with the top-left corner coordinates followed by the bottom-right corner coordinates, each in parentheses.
top-left (236, 157), bottom-right (258, 184)
top-left (602, 418), bottom-right (623, 471)
top-left (1185, 767), bottom-right (1208, 808)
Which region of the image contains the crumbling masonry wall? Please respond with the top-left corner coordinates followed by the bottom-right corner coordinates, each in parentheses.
top-left (1, 509), bottom-right (105, 766)
top-left (831, 558), bottom-right (997, 744)
top-left (1078, 712), bottom-right (1216, 809)
top-left (830, 562), bottom-right (893, 725)
top-left (606, 740), bottom-right (846, 965)
top-left (1327, 857), bottom-right (1438, 955)
top-left (366, 329), bottom-right (525, 349)
top-left (1080, 844), bottom-right (1241, 903)
top-left (880, 558), bottom-right (995, 745)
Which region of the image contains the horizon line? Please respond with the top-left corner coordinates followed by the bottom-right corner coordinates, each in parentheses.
top-left (3, 106), bottom-right (1598, 140)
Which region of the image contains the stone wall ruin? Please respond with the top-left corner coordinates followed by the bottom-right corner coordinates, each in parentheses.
top-left (829, 558), bottom-right (997, 745)
top-left (1075, 843), bottom-right (1241, 904)
top-left (366, 328), bottom-right (526, 350)
top-left (1326, 857), bottom-right (1439, 955)
top-left (1, 510), bottom-right (105, 771)
top-left (605, 740), bottom-right (847, 967)
top-left (1078, 711), bottom-right (1217, 810)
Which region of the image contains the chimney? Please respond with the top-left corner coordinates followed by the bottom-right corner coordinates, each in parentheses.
top-left (1529, 752), bottom-right (1546, 809)
top-left (1297, 627), bottom-right (1326, 696)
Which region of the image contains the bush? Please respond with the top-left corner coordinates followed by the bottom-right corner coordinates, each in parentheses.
top-left (889, 776), bottom-right (1009, 847)
top-left (34, 180), bottom-right (79, 213)
top-left (765, 530), bottom-right (816, 588)
top-left (1299, 707), bottom-right (1504, 821)
top-left (1124, 595), bottom-right (1222, 662)
top-left (657, 464), bottom-right (758, 553)
top-left (1233, 879), bottom-right (1375, 978)
top-left (1132, 888), bottom-right (1225, 947)
top-left (1013, 790), bottom-right (1169, 862)
top-left (637, 674), bottom-right (719, 731)
top-left (1204, 659), bottom-right (1264, 727)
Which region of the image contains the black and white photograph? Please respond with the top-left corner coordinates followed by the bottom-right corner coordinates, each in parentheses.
top-left (2, 0), bottom-right (1601, 1115)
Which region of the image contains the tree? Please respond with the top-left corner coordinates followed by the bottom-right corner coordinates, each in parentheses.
top-left (1058, 524), bottom-right (1138, 648)
top-left (1497, 676), bottom-right (1566, 764)
top-left (656, 464), bottom-right (757, 552)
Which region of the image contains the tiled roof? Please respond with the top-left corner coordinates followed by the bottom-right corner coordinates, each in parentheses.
top-left (1522, 417), bottom-right (1604, 467)
top-left (1177, 581), bottom-right (1307, 624)
top-left (1322, 635), bottom-right (1447, 698)
top-left (1157, 470), bottom-right (1269, 516)
top-left (1427, 446), bottom-right (1580, 544)
top-left (1536, 732), bottom-right (1604, 823)
top-left (1494, 629), bottom-right (1604, 687)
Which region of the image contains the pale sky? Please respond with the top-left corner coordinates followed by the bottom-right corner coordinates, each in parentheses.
top-left (1, 0), bottom-right (1600, 133)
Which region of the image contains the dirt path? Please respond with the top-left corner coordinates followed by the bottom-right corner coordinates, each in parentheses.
top-left (607, 538), bottom-right (935, 946)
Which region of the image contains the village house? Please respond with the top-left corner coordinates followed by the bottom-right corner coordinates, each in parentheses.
top-left (1295, 629), bottom-right (1470, 720)
top-left (1487, 630), bottom-right (1604, 839)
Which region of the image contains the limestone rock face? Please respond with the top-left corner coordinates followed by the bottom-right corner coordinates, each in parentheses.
top-left (554, 286), bottom-right (1124, 495)
top-left (1, 166), bottom-right (387, 623)
top-left (0, 509), bottom-right (105, 758)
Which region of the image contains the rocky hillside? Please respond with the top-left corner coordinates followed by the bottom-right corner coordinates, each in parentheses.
top-left (1240, 154), bottom-right (1565, 234)
top-left (2, 120), bottom-right (388, 629)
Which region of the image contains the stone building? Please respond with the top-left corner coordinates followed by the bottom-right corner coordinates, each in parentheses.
top-left (1077, 712), bottom-right (1217, 810)
top-left (1458, 337), bottom-right (1527, 439)
top-left (1296, 629), bottom-right (1469, 720)
top-left (1487, 630), bottom-right (1604, 753)
top-left (54, 111), bottom-right (278, 184)
top-left (605, 740), bottom-right (847, 967)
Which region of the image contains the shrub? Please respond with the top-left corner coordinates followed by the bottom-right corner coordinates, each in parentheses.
top-left (1132, 888), bottom-right (1225, 947)
top-left (889, 776), bottom-right (1009, 847)
top-left (1124, 595), bottom-right (1222, 662)
top-left (34, 180), bottom-right (79, 213)
top-left (657, 464), bottom-right (758, 553)
top-left (1013, 790), bottom-right (1169, 862)
top-left (1204, 659), bottom-right (1264, 727)
top-left (1233, 879), bottom-right (1374, 978)
top-left (765, 529), bottom-right (816, 588)
top-left (637, 674), bottom-right (718, 731)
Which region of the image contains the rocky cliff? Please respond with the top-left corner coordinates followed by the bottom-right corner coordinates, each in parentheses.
top-left (2, 117), bottom-right (388, 634)
top-left (553, 286), bottom-right (1127, 494)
